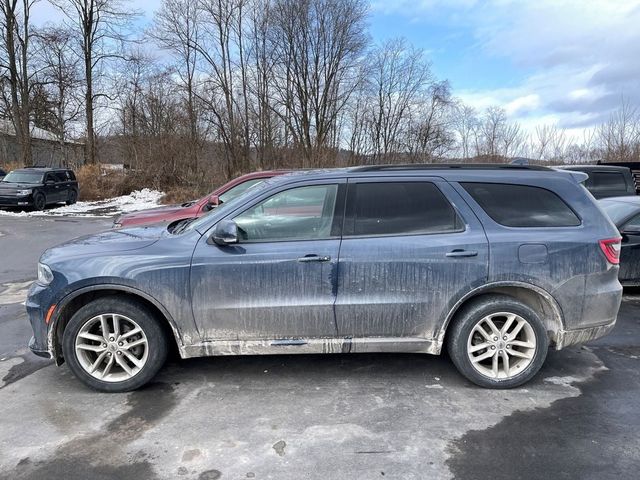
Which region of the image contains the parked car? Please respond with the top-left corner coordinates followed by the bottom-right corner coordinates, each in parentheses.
top-left (557, 165), bottom-right (636, 199)
top-left (598, 195), bottom-right (640, 286)
top-left (0, 167), bottom-right (6, 180)
top-left (27, 164), bottom-right (622, 392)
top-left (0, 167), bottom-right (78, 211)
top-left (113, 170), bottom-right (289, 228)
top-left (596, 161), bottom-right (640, 194)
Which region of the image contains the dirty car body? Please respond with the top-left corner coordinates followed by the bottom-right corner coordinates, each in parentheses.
top-left (27, 165), bottom-right (623, 391)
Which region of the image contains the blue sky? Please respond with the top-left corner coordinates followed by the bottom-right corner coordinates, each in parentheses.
top-left (34, 0), bottom-right (640, 134)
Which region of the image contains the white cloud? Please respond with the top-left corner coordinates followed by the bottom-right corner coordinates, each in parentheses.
top-left (376, 0), bottom-right (640, 130)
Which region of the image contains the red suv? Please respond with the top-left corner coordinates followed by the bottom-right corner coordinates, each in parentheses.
top-left (113, 170), bottom-right (288, 228)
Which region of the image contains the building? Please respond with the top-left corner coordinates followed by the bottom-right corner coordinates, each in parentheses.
top-left (0, 119), bottom-right (84, 167)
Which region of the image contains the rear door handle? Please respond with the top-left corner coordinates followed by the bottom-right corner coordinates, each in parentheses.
top-left (446, 249), bottom-right (478, 258)
top-left (297, 254), bottom-right (331, 263)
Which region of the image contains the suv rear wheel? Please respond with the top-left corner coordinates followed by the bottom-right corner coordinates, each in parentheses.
top-left (447, 295), bottom-right (548, 388)
top-left (66, 190), bottom-right (78, 205)
top-left (62, 297), bottom-right (168, 392)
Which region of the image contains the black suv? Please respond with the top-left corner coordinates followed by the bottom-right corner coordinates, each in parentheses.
top-left (0, 167), bottom-right (6, 180)
top-left (0, 167), bottom-right (79, 210)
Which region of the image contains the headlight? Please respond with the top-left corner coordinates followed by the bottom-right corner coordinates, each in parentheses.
top-left (37, 263), bottom-right (54, 285)
top-left (17, 189), bottom-right (31, 196)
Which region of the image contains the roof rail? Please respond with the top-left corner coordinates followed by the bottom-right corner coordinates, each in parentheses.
top-left (350, 163), bottom-right (551, 172)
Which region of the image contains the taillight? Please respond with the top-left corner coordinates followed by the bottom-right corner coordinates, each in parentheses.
top-left (599, 238), bottom-right (621, 265)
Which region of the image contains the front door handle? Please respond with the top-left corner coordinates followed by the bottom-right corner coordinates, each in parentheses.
top-left (297, 254), bottom-right (331, 263)
top-left (446, 249), bottom-right (478, 258)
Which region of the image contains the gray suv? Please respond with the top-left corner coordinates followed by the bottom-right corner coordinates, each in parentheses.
top-left (27, 165), bottom-right (623, 391)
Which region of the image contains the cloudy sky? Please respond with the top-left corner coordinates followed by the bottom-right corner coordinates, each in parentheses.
top-left (33, 0), bottom-right (640, 133)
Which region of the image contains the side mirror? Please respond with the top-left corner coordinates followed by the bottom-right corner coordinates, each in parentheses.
top-left (204, 194), bottom-right (220, 212)
top-left (211, 219), bottom-right (238, 246)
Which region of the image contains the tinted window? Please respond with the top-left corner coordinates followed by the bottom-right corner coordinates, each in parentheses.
top-left (462, 182), bottom-right (580, 227)
top-left (53, 171), bottom-right (68, 182)
top-left (234, 184), bottom-right (338, 242)
top-left (348, 182), bottom-right (461, 236)
top-left (67, 170), bottom-right (76, 181)
top-left (591, 172), bottom-right (627, 193)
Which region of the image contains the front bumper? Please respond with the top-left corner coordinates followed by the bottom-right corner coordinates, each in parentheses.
top-left (554, 320), bottom-right (616, 350)
top-left (0, 194), bottom-right (32, 207)
top-left (26, 282), bottom-right (57, 360)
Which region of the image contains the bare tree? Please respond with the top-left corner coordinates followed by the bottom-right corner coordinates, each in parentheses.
top-left (0, 0), bottom-right (39, 164)
top-left (37, 27), bottom-right (83, 165)
top-left (452, 103), bottom-right (478, 160)
top-left (50, 0), bottom-right (137, 164)
top-left (597, 100), bottom-right (640, 163)
top-left (364, 38), bottom-right (432, 160)
top-left (268, 0), bottom-right (368, 167)
top-left (152, 0), bottom-right (201, 172)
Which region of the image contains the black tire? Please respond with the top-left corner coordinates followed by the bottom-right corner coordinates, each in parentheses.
top-left (62, 296), bottom-right (168, 392)
top-left (33, 192), bottom-right (46, 211)
top-left (446, 294), bottom-right (549, 389)
top-left (66, 190), bottom-right (78, 205)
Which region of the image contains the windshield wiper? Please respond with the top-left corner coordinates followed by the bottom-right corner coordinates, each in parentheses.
top-left (171, 217), bottom-right (197, 234)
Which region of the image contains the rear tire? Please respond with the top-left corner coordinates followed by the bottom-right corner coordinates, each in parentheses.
top-left (447, 294), bottom-right (548, 389)
top-left (62, 296), bottom-right (168, 392)
top-left (33, 192), bottom-right (46, 211)
top-left (66, 190), bottom-right (78, 205)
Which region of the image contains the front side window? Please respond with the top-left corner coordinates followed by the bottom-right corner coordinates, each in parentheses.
top-left (233, 184), bottom-right (338, 242)
top-left (462, 182), bottom-right (581, 227)
top-left (347, 182), bottom-right (462, 236)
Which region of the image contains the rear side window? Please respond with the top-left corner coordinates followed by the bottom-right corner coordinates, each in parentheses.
top-left (461, 182), bottom-right (580, 227)
top-left (347, 182), bottom-right (462, 236)
top-left (591, 172), bottom-right (627, 194)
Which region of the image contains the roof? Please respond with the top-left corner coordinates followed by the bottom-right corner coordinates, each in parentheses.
top-left (352, 163), bottom-right (550, 172)
top-left (14, 167), bottom-right (70, 172)
top-left (0, 119), bottom-right (83, 145)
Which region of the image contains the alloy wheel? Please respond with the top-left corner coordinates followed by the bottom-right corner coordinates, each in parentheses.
top-left (466, 311), bottom-right (537, 379)
top-left (74, 313), bottom-right (149, 382)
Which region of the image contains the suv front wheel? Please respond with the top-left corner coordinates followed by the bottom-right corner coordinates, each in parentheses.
top-left (62, 297), bottom-right (168, 392)
top-left (447, 294), bottom-right (548, 388)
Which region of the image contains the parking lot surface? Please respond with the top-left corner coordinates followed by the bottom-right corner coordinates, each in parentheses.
top-left (1, 216), bottom-right (639, 479)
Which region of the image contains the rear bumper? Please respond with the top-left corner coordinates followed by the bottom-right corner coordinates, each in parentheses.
top-left (554, 320), bottom-right (616, 350)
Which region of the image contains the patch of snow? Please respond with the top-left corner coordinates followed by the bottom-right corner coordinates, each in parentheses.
top-left (0, 280), bottom-right (33, 305)
top-left (0, 188), bottom-right (164, 218)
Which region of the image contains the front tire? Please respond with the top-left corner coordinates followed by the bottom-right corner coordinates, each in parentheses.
top-left (33, 192), bottom-right (46, 211)
top-left (447, 294), bottom-right (548, 389)
top-left (62, 297), bottom-right (168, 392)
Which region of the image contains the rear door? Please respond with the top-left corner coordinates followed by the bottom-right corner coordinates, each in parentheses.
top-left (334, 177), bottom-right (489, 340)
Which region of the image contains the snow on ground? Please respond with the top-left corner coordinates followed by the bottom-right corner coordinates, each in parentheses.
top-left (0, 189), bottom-right (164, 218)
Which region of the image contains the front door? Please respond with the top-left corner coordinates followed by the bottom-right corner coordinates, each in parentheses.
top-left (335, 178), bottom-right (489, 341)
top-left (190, 181), bottom-right (345, 340)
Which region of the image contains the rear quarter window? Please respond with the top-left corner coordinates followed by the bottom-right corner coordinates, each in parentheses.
top-left (461, 182), bottom-right (581, 227)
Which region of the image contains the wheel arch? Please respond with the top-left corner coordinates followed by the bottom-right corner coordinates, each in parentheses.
top-left (48, 284), bottom-right (185, 364)
top-left (437, 281), bottom-right (565, 352)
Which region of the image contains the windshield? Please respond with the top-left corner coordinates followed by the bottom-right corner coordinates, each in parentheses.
top-left (599, 200), bottom-right (639, 225)
top-left (187, 178), bottom-right (274, 233)
top-left (2, 171), bottom-right (43, 184)
top-left (219, 178), bottom-right (265, 203)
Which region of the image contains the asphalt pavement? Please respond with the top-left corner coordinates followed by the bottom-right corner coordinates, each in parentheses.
top-left (0, 215), bottom-right (638, 480)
